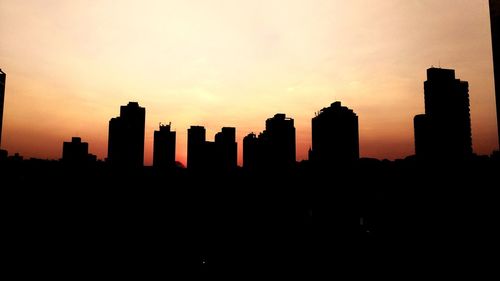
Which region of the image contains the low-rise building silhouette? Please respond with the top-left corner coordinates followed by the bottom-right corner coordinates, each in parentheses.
top-left (153, 123), bottom-right (176, 169)
top-left (310, 101), bottom-right (359, 166)
top-left (8, 152), bottom-right (23, 162)
top-left (108, 102), bottom-right (146, 167)
top-left (62, 137), bottom-right (90, 164)
top-left (413, 114), bottom-right (431, 158)
top-left (243, 113), bottom-right (296, 171)
top-left (414, 68), bottom-right (472, 160)
top-left (0, 148), bottom-right (7, 161)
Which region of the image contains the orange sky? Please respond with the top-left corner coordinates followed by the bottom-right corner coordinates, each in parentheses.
top-left (0, 0), bottom-right (497, 166)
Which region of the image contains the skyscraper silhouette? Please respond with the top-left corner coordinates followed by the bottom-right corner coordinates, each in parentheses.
top-left (310, 102), bottom-right (359, 166)
top-left (187, 126), bottom-right (237, 171)
top-left (108, 102), bottom-right (145, 167)
top-left (414, 68), bottom-right (472, 160)
top-left (243, 114), bottom-right (296, 171)
top-left (214, 127), bottom-right (237, 171)
top-left (490, 0), bottom-right (500, 149)
top-left (0, 69), bottom-right (5, 147)
top-left (62, 137), bottom-right (90, 165)
top-left (243, 133), bottom-right (259, 171)
top-left (153, 123), bottom-right (176, 169)
top-left (187, 126), bottom-right (206, 170)
top-left (265, 114), bottom-right (296, 169)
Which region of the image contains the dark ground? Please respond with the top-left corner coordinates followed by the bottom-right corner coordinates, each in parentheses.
top-left (1, 157), bottom-right (498, 278)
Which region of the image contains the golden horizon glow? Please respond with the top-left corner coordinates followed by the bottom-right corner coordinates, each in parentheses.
top-left (0, 0), bottom-right (497, 166)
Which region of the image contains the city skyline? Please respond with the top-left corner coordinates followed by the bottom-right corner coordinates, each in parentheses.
top-left (0, 1), bottom-right (498, 165)
top-left (1, 2), bottom-right (499, 275)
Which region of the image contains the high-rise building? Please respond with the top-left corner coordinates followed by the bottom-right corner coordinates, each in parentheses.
top-left (243, 114), bottom-right (296, 171)
top-left (414, 68), bottom-right (472, 160)
top-left (243, 133), bottom-right (259, 171)
top-left (490, 0), bottom-right (500, 149)
top-left (214, 127), bottom-right (237, 171)
top-left (187, 126), bottom-right (206, 170)
top-left (62, 137), bottom-right (90, 164)
top-left (0, 69), bottom-right (6, 147)
top-left (264, 113), bottom-right (296, 169)
top-left (188, 126), bottom-right (237, 171)
top-left (153, 123), bottom-right (176, 169)
top-left (108, 102), bottom-right (145, 167)
top-left (310, 102), bottom-right (359, 166)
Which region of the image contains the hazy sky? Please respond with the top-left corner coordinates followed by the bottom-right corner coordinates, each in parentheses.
top-left (0, 0), bottom-right (497, 165)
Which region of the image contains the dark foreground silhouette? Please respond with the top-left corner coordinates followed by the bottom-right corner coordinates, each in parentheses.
top-left (2, 156), bottom-right (498, 278)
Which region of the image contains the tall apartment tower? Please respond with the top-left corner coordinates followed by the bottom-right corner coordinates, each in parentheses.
top-left (243, 133), bottom-right (259, 171)
top-left (153, 123), bottom-right (176, 169)
top-left (108, 102), bottom-right (146, 167)
top-left (187, 126), bottom-right (206, 170)
top-left (214, 127), bottom-right (237, 171)
top-left (310, 102), bottom-right (359, 166)
top-left (243, 113), bottom-right (296, 171)
top-left (264, 114), bottom-right (296, 169)
top-left (414, 68), bottom-right (472, 160)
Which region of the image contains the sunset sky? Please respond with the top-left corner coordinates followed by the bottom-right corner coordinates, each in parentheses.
top-left (0, 0), bottom-right (497, 165)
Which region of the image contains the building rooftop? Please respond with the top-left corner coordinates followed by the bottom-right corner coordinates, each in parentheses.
top-left (427, 67), bottom-right (456, 80)
top-left (159, 123), bottom-right (173, 131)
top-left (315, 101), bottom-right (357, 117)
